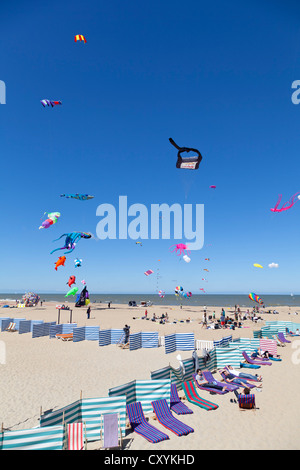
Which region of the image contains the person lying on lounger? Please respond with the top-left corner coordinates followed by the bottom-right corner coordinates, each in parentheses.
top-left (251, 348), bottom-right (280, 360)
top-left (195, 369), bottom-right (230, 392)
top-left (226, 365), bottom-right (262, 382)
top-left (219, 369), bottom-right (262, 388)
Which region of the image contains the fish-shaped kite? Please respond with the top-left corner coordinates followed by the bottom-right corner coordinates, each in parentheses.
top-left (60, 194), bottom-right (94, 201)
top-left (55, 256), bottom-right (66, 271)
top-left (41, 99), bottom-right (62, 107)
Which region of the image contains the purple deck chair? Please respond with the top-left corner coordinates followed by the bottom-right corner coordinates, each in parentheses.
top-left (202, 370), bottom-right (239, 391)
top-left (170, 383), bottom-right (193, 415)
top-left (192, 373), bottom-right (229, 394)
top-left (151, 399), bottom-right (194, 436)
top-left (238, 393), bottom-right (256, 410)
top-left (242, 351), bottom-right (272, 366)
top-left (278, 332), bottom-right (291, 344)
top-left (126, 402), bottom-right (169, 443)
top-left (219, 371), bottom-right (255, 389)
top-left (101, 413), bottom-right (122, 449)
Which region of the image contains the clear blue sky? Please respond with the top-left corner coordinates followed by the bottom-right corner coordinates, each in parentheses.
top-left (1, 0), bottom-right (300, 294)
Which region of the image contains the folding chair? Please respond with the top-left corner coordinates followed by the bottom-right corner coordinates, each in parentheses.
top-left (67, 422), bottom-right (87, 450)
top-left (100, 413), bottom-right (123, 449)
top-left (5, 322), bottom-right (17, 332)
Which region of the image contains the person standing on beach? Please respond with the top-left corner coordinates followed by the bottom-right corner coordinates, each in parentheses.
top-left (87, 305), bottom-right (91, 319)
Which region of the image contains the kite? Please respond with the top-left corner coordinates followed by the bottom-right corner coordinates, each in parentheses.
top-left (199, 288), bottom-right (206, 293)
top-left (183, 255), bottom-right (191, 263)
top-left (249, 293), bottom-right (263, 305)
top-left (50, 232), bottom-right (92, 255)
top-left (39, 212), bottom-right (60, 229)
top-left (60, 194), bottom-right (94, 201)
top-left (209, 185), bottom-right (216, 189)
top-left (158, 290), bottom-right (165, 298)
top-left (205, 258), bottom-right (210, 261)
top-left (144, 270), bottom-right (153, 276)
top-left (75, 286), bottom-right (90, 307)
top-left (253, 263), bottom-right (263, 269)
top-left (67, 276), bottom-right (76, 288)
top-left (81, 280), bottom-right (86, 285)
top-left (203, 269), bottom-right (209, 272)
top-left (41, 99), bottom-right (62, 107)
top-left (170, 243), bottom-right (190, 256)
top-left (136, 242), bottom-right (142, 246)
top-left (74, 258), bottom-right (82, 268)
top-left (270, 192), bottom-right (300, 213)
top-left (55, 256), bottom-right (66, 271)
top-left (175, 286), bottom-right (184, 296)
top-left (75, 34), bottom-right (87, 43)
top-left (65, 286), bottom-right (78, 297)
top-left (182, 291), bottom-right (192, 298)
top-left (169, 138), bottom-right (203, 170)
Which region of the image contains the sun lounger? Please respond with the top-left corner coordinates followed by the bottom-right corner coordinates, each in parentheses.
top-left (242, 351), bottom-right (272, 366)
top-left (202, 370), bottom-right (239, 391)
top-left (170, 383), bottom-right (193, 415)
top-left (219, 371), bottom-right (255, 389)
top-left (126, 401), bottom-right (169, 443)
top-left (273, 335), bottom-right (286, 347)
top-left (100, 413), bottom-right (122, 449)
top-left (151, 399), bottom-right (194, 436)
top-left (5, 322), bottom-right (17, 332)
top-left (67, 422), bottom-right (87, 450)
top-left (278, 332), bottom-right (291, 344)
top-left (55, 333), bottom-right (73, 341)
top-left (192, 373), bottom-right (229, 394)
top-left (181, 381), bottom-right (218, 410)
top-left (224, 366), bottom-right (261, 383)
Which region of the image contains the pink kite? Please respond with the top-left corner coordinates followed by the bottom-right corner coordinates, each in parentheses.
top-left (169, 243), bottom-right (190, 256)
top-left (209, 185), bottom-right (216, 189)
top-left (199, 288), bottom-right (206, 293)
top-left (144, 270), bottom-right (153, 276)
top-left (270, 192), bottom-right (300, 213)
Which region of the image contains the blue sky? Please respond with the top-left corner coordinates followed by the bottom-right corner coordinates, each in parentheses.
top-left (1, 0), bottom-right (300, 294)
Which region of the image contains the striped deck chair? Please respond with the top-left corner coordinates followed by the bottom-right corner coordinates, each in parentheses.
top-left (151, 399), bottom-right (194, 436)
top-left (224, 366), bottom-right (261, 383)
top-left (170, 383), bottom-right (193, 415)
top-left (182, 381), bottom-right (218, 411)
top-left (242, 351), bottom-right (272, 366)
top-left (202, 370), bottom-right (239, 391)
top-left (100, 413), bottom-right (122, 449)
top-left (238, 393), bottom-right (256, 410)
top-left (126, 402), bottom-right (169, 443)
top-left (278, 332), bottom-right (291, 344)
top-left (219, 370), bottom-right (255, 389)
top-left (193, 373), bottom-right (229, 394)
top-left (67, 422), bottom-right (87, 450)
top-left (5, 322), bottom-right (17, 332)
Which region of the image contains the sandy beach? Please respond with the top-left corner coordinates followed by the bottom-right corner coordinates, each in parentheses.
top-left (0, 301), bottom-right (299, 450)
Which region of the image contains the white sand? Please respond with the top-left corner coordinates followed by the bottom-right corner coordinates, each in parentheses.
top-left (0, 301), bottom-right (299, 450)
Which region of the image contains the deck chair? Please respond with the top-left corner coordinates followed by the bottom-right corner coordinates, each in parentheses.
top-left (126, 401), bottom-right (169, 443)
top-left (181, 381), bottom-right (218, 411)
top-left (224, 366), bottom-right (261, 383)
top-left (192, 373), bottom-right (229, 394)
top-left (67, 422), bottom-right (87, 450)
top-left (278, 332), bottom-right (291, 344)
top-left (5, 322), bottom-right (17, 332)
top-left (219, 370), bottom-right (255, 389)
top-left (273, 335), bottom-right (286, 347)
top-left (170, 383), bottom-right (193, 415)
top-left (202, 370), bottom-right (239, 391)
top-left (55, 333), bottom-right (73, 341)
top-left (100, 413), bottom-right (122, 449)
top-left (242, 351), bottom-right (272, 366)
top-left (238, 393), bottom-right (256, 410)
top-left (151, 399), bottom-right (194, 436)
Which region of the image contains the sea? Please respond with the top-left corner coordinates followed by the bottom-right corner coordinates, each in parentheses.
top-left (1, 293), bottom-right (300, 308)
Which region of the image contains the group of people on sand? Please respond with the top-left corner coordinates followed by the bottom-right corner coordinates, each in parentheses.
top-left (140, 310), bottom-right (169, 324)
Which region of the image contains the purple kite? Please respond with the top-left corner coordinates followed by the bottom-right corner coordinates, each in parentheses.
top-left (41, 99), bottom-right (62, 108)
top-left (270, 192), bottom-right (300, 213)
top-left (144, 270), bottom-right (153, 276)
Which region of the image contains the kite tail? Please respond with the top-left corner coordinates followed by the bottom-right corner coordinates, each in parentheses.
top-left (50, 246), bottom-right (66, 255)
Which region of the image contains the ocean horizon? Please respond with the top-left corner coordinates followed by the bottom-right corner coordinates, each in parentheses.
top-left (1, 293), bottom-right (300, 308)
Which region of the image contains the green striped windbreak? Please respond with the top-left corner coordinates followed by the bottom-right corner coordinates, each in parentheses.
top-left (0, 425), bottom-right (64, 450)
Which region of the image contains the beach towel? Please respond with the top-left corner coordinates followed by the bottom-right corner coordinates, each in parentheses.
top-left (151, 399), bottom-right (194, 436)
top-left (181, 381), bottom-right (218, 411)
